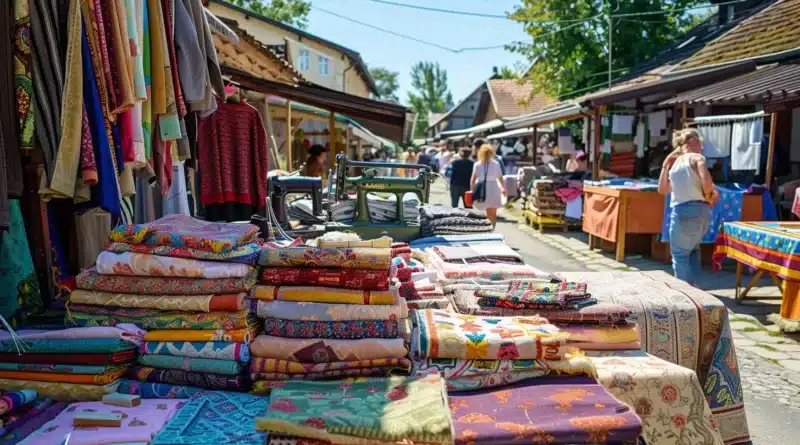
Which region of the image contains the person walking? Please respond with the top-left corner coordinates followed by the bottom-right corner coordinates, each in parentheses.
top-left (471, 144), bottom-right (507, 225)
top-left (658, 128), bottom-right (719, 286)
top-left (449, 147), bottom-right (474, 208)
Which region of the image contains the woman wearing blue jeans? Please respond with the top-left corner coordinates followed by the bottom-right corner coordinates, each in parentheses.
top-left (658, 129), bottom-right (720, 286)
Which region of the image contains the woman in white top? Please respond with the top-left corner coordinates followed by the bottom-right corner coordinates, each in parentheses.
top-left (471, 144), bottom-right (507, 225)
top-left (658, 129), bottom-right (719, 286)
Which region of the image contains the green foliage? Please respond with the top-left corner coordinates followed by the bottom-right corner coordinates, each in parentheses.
top-left (408, 61), bottom-right (453, 136)
top-left (370, 67), bottom-right (400, 102)
top-left (498, 66), bottom-right (519, 79)
top-left (230, 0), bottom-right (312, 29)
top-left (508, 0), bottom-right (703, 98)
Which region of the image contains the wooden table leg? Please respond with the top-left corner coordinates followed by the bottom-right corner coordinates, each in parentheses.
top-left (770, 274), bottom-right (784, 293)
top-left (615, 198), bottom-right (628, 263)
top-left (735, 262), bottom-right (743, 302)
top-left (588, 234), bottom-right (595, 250)
top-left (741, 270), bottom-right (764, 300)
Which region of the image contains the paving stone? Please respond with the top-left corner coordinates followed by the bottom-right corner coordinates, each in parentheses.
top-left (734, 338), bottom-right (757, 347)
top-left (780, 360), bottom-right (800, 372)
top-left (739, 346), bottom-right (790, 361)
top-left (740, 330), bottom-right (785, 344)
top-left (770, 343), bottom-right (800, 352)
top-left (731, 321), bottom-right (762, 331)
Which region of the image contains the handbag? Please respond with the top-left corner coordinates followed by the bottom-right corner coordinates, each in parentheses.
top-left (471, 162), bottom-right (489, 202)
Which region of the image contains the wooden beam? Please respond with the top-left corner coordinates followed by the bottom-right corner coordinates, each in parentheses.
top-left (766, 111), bottom-right (777, 188)
top-left (682, 104), bottom-right (688, 129)
top-left (285, 101), bottom-right (293, 170)
top-left (592, 109), bottom-right (601, 179)
top-left (259, 100), bottom-right (282, 171)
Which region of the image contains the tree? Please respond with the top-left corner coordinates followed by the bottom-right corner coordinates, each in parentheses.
top-left (370, 67), bottom-right (400, 102)
top-left (407, 62), bottom-right (453, 136)
top-left (230, 0), bottom-right (311, 29)
top-left (508, 0), bottom-right (702, 98)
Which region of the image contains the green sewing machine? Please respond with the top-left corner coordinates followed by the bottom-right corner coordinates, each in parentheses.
top-left (325, 154), bottom-right (434, 242)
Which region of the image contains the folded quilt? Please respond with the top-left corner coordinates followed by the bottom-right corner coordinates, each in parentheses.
top-left (255, 299), bottom-right (408, 322)
top-left (0, 363), bottom-right (125, 375)
top-left (256, 375), bottom-right (453, 445)
top-left (129, 366), bottom-right (249, 391)
top-left (0, 369), bottom-right (127, 385)
top-left (144, 327), bottom-right (257, 343)
top-left (141, 341), bottom-right (250, 362)
top-left (0, 350), bottom-right (136, 366)
top-left (259, 247), bottom-right (391, 269)
top-left (410, 356), bottom-right (595, 380)
top-left (66, 305), bottom-right (256, 330)
top-left (69, 290), bottom-right (246, 312)
top-left (505, 279), bottom-right (588, 296)
top-left (407, 299), bottom-right (451, 310)
top-left (571, 340), bottom-right (641, 350)
top-left (433, 245), bottom-right (522, 265)
top-left (249, 358), bottom-right (411, 378)
top-left (263, 318), bottom-right (400, 340)
top-left (411, 310), bottom-right (565, 361)
top-left (420, 205), bottom-right (488, 221)
top-left (0, 379), bottom-right (119, 402)
top-left (0, 338), bottom-right (137, 354)
top-left (251, 368), bottom-right (404, 382)
top-left (476, 296), bottom-right (597, 310)
top-left (106, 241), bottom-right (261, 264)
top-left (76, 267), bottom-right (258, 295)
top-left (316, 236), bottom-right (392, 248)
top-left (0, 325), bottom-right (145, 344)
top-left (250, 335), bottom-right (408, 362)
top-left (116, 379), bottom-right (204, 399)
top-left (96, 251), bottom-right (255, 279)
top-left (561, 324), bottom-right (639, 344)
top-left (260, 267), bottom-right (390, 290)
top-left (429, 255), bottom-right (550, 281)
top-left (109, 215), bottom-right (259, 253)
top-left (251, 285), bottom-right (395, 305)
top-left (138, 354), bottom-right (243, 375)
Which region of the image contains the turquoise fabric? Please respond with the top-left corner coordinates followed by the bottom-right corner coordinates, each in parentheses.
top-left (116, 379), bottom-right (204, 399)
top-left (0, 363), bottom-right (123, 375)
top-left (138, 354), bottom-right (242, 375)
top-left (0, 338), bottom-right (137, 354)
top-left (0, 200), bottom-right (42, 322)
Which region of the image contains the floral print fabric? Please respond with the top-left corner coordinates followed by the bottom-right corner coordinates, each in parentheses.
top-left (263, 318), bottom-right (400, 340)
top-left (257, 375), bottom-right (454, 445)
top-left (260, 267), bottom-right (390, 290)
top-left (69, 290), bottom-right (246, 312)
top-left (250, 285), bottom-right (395, 305)
top-left (76, 266), bottom-right (258, 295)
top-left (66, 305), bottom-right (256, 330)
top-left (249, 358), bottom-right (412, 381)
top-left (250, 335), bottom-right (407, 363)
top-left (109, 215), bottom-right (259, 253)
top-left (254, 298), bottom-right (408, 322)
top-left (138, 354), bottom-right (242, 375)
top-left (116, 378), bottom-right (204, 399)
top-left (144, 327), bottom-right (257, 343)
top-left (259, 247), bottom-right (391, 270)
top-left (0, 379), bottom-right (119, 402)
top-left (96, 251), bottom-right (254, 278)
top-left (129, 366), bottom-right (249, 391)
top-left (106, 242), bottom-right (261, 264)
top-left (140, 341), bottom-right (249, 363)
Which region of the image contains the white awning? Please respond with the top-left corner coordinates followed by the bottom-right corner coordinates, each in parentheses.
top-left (505, 103), bottom-right (585, 129)
top-left (487, 125), bottom-right (553, 140)
top-left (439, 119), bottom-right (505, 137)
top-left (447, 134), bottom-right (468, 142)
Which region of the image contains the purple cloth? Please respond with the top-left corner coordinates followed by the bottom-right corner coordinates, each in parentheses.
top-left (2, 402), bottom-right (67, 445)
top-left (448, 376), bottom-right (642, 445)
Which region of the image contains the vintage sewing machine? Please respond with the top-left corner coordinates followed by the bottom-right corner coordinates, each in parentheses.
top-left (268, 175), bottom-right (327, 237)
top-left (325, 154), bottom-right (434, 242)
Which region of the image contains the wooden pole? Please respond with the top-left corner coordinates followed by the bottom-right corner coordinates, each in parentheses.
top-left (357, 138), bottom-right (362, 161)
top-left (285, 101), bottom-right (293, 170)
top-left (532, 125), bottom-right (538, 165)
top-left (766, 111), bottom-right (777, 189)
top-left (592, 109), bottom-right (601, 179)
top-left (682, 103), bottom-right (688, 129)
top-left (329, 111), bottom-right (336, 171)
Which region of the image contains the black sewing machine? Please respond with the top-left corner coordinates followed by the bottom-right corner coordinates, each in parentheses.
top-left (268, 175), bottom-right (327, 237)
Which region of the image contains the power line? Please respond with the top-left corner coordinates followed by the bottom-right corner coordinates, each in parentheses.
top-left (612, 0), bottom-right (747, 17)
top-left (364, 0), bottom-right (507, 19)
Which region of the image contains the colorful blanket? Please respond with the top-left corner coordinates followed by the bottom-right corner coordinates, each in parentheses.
top-left (106, 241), bottom-right (261, 264)
top-left (0, 379), bottom-right (119, 402)
top-left (76, 267), bottom-right (258, 295)
top-left (0, 338), bottom-right (137, 354)
top-left (0, 351), bottom-right (136, 366)
top-left (713, 221), bottom-right (800, 281)
top-left (0, 325), bottom-right (145, 344)
top-left (116, 379), bottom-right (204, 399)
top-left (250, 335), bottom-right (407, 363)
top-left (255, 299), bottom-right (408, 322)
top-left (138, 355), bottom-right (243, 375)
top-left (249, 358), bottom-right (411, 380)
top-left (0, 363), bottom-right (125, 375)
top-left (19, 400), bottom-right (182, 445)
top-left (250, 285), bottom-right (395, 305)
top-left (0, 390), bottom-right (36, 416)
top-left (448, 376), bottom-right (642, 445)
top-left (411, 310), bottom-right (565, 361)
top-left (263, 318), bottom-right (400, 340)
top-left (144, 327), bottom-right (257, 343)
top-left (109, 215), bottom-right (259, 253)
top-left (410, 356), bottom-right (596, 384)
top-left (475, 281), bottom-right (591, 309)
top-left (316, 236), bottom-right (393, 248)
top-left (260, 267), bottom-right (390, 290)
top-left (259, 247), bottom-right (391, 269)
top-left (0, 369), bottom-right (126, 385)
top-left (0, 399), bottom-right (65, 445)
top-left (256, 375), bottom-right (453, 445)
top-left (477, 296), bottom-right (597, 310)
top-left (141, 341), bottom-right (249, 363)
top-left (69, 290), bottom-right (246, 312)
top-left (152, 391), bottom-right (268, 445)
top-left (561, 324), bottom-right (639, 344)
top-left (96, 251), bottom-right (255, 278)
top-left (432, 244), bottom-right (522, 264)
top-left (66, 305), bottom-right (256, 330)
top-left (129, 366), bottom-right (249, 391)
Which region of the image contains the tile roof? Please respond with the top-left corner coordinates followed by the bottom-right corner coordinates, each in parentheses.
top-left (680, 0), bottom-right (800, 69)
top-left (486, 79), bottom-right (556, 119)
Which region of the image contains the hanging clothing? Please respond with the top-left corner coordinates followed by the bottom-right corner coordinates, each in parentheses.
top-left (181, 0), bottom-right (225, 113)
top-left (611, 115), bottom-right (633, 136)
top-left (557, 127), bottom-right (575, 155)
top-left (163, 161), bottom-right (190, 216)
top-left (697, 123), bottom-right (732, 158)
top-left (173, 0), bottom-right (207, 108)
top-left (648, 110), bottom-right (667, 137)
top-left (107, 0), bottom-right (135, 116)
top-left (14, 0), bottom-right (35, 151)
top-left (0, 200), bottom-right (42, 322)
top-left (142, 0), bottom-right (153, 160)
top-left (634, 119), bottom-right (648, 158)
top-left (151, 0), bottom-right (181, 140)
top-left (0, 1), bottom-right (25, 232)
top-left (731, 118), bottom-right (763, 172)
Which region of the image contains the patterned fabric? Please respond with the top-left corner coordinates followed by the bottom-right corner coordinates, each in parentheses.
top-left (106, 241), bottom-right (261, 264)
top-left (562, 324), bottom-right (639, 344)
top-left (76, 266), bottom-right (258, 295)
top-left (129, 366), bottom-right (248, 391)
top-left (407, 299), bottom-right (452, 310)
top-left (593, 353), bottom-right (724, 445)
top-left (0, 325), bottom-right (145, 343)
top-left (13, 0), bottom-right (34, 151)
top-left (257, 375), bottom-right (453, 445)
top-left (254, 298), bottom-right (408, 322)
top-left (0, 390), bottom-right (36, 415)
top-left (478, 281), bottom-right (592, 309)
top-left (477, 296), bottom-right (598, 310)
top-left (0, 338), bottom-right (136, 354)
top-left (152, 391), bottom-right (268, 445)
top-left (109, 215), bottom-right (259, 253)
top-left (0, 350), bottom-right (136, 366)
top-left (250, 335), bottom-right (407, 363)
top-left (713, 221), bottom-right (800, 281)
top-left (96, 251), bottom-right (255, 278)
top-left (432, 245), bottom-right (522, 264)
top-left (249, 358), bottom-right (411, 380)
top-left (141, 341), bottom-right (249, 363)
top-left (66, 305), bottom-right (255, 330)
top-left (411, 310), bottom-right (565, 360)
top-left (259, 247), bottom-right (391, 270)
top-left (429, 255), bottom-right (550, 281)
top-left (1, 400), bottom-right (66, 445)
top-left (263, 318), bottom-right (400, 340)
top-left (116, 378), bottom-right (204, 399)
top-left (69, 290), bottom-right (246, 312)
top-left (661, 186), bottom-right (749, 244)
top-left (411, 356), bottom-right (596, 384)
top-left (0, 379), bottom-right (118, 402)
top-left (144, 327), bottom-right (257, 343)
top-left (138, 354), bottom-right (243, 375)
top-left (0, 363), bottom-right (124, 375)
top-left (448, 376), bottom-right (643, 445)
top-left (0, 369), bottom-right (126, 385)
top-left (316, 236), bottom-right (393, 248)
top-left (260, 267), bottom-right (390, 290)
top-left (251, 285), bottom-right (395, 305)
top-left (0, 200), bottom-right (42, 322)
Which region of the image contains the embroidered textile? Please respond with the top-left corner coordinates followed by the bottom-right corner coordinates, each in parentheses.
top-left (0, 369), bottom-right (126, 385)
top-left (0, 390), bottom-right (36, 416)
top-left (411, 310), bottom-right (565, 361)
top-left (254, 299), bottom-right (408, 322)
top-left (138, 354), bottom-right (243, 375)
top-left (0, 363), bottom-right (124, 375)
top-left (66, 305), bottom-right (255, 330)
top-left (0, 350), bottom-right (136, 366)
top-left (448, 376), bottom-right (643, 445)
top-left (141, 341), bottom-right (249, 362)
top-left (410, 356), bottom-right (596, 383)
top-left (106, 241), bottom-right (261, 264)
top-left (144, 327), bottom-right (257, 343)
top-left (251, 285), bottom-right (395, 305)
top-left (263, 318), bottom-right (400, 340)
top-left (96, 251), bottom-right (255, 278)
top-left (69, 290), bottom-right (246, 312)
top-left (129, 366), bottom-right (248, 391)
top-left (257, 375), bottom-right (453, 445)
top-left (477, 296), bottom-right (598, 310)
top-left (250, 335), bottom-right (407, 363)
top-left (152, 391), bottom-right (268, 445)
top-left (316, 236), bottom-right (392, 248)
top-left (0, 338), bottom-right (136, 354)
top-left (260, 267), bottom-right (390, 290)
top-left (259, 247), bottom-right (391, 269)
top-left (249, 358), bottom-right (411, 378)
top-left (0, 379), bottom-right (118, 402)
top-left (116, 378), bottom-right (203, 399)
top-left (76, 266), bottom-right (258, 295)
top-left (109, 214), bottom-right (259, 253)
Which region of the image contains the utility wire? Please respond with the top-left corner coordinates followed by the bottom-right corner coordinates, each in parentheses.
top-left (364, 0), bottom-right (507, 19)
top-left (612, 0), bottom-right (747, 17)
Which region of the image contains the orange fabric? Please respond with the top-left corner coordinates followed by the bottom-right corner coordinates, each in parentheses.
top-left (780, 280), bottom-right (800, 320)
top-left (209, 293), bottom-right (246, 311)
top-left (583, 192), bottom-right (619, 242)
top-left (0, 369), bottom-right (127, 385)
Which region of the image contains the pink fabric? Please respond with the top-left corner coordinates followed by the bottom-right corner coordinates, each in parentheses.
top-left (18, 400), bottom-right (182, 445)
top-left (554, 186), bottom-right (582, 203)
top-left (119, 110), bottom-right (135, 163)
top-left (0, 325), bottom-right (146, 345)
top-left (572, 341), bottom-right (642, 350)
top-left (793, 188), bottom-right (800, 218)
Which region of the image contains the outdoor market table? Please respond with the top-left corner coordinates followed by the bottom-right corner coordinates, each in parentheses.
top-left (560, 271), bottom-right (749, 445)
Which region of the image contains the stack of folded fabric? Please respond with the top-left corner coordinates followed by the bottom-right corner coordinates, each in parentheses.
top-left (430, 242), bottom-right (523, 265)
top-left (427, 248), bottom-right (552, 283)
top-left (69, 215), bottom-right (261, 398)
top-left (330, 194), bottom-right (420, 222)
top-left (409, 309), bottom-right (595, 391)
top-left (525, 179), bottom-right (567, 220)
top-left (0, 396), bottom-right (66, 445)
top-left (392, 257), bottom-right (449, 310)
top-left (250, 242), bottom-right (411, 394)
top-left (419, 205), bottom-right (493, 237)
top-left (0, 326), bottom-right (143, 401)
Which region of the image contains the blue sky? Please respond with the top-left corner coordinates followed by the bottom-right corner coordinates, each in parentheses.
top-left (305, 0), bottom-right (530, 104)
